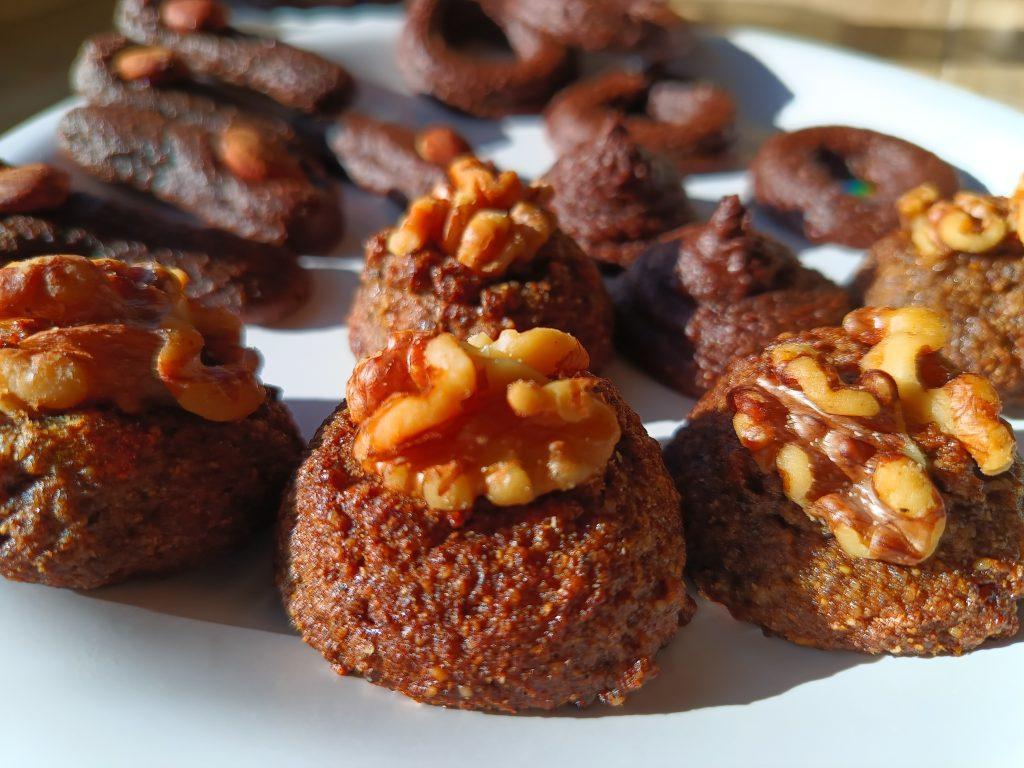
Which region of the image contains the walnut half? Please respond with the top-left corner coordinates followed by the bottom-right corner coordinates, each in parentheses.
top-left (730, 306), bottom-right (1016, 565)
top-left (386, 157), bottom-right (555, 277)
top-left (347, 328), bottom-right (621, 521)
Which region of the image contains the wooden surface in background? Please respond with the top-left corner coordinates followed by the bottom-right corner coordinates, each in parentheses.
top-left (0, 0), bottom-right (1021, 132)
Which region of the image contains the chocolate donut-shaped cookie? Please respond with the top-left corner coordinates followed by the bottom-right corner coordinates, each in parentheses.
top-left (545, 69), bottom-right (735, 174)
top-left (750, 126), bottom-right (959, 248)
top-left (398, 0), bottom-right (574, 118)
top-left (479, 0), bottom-right (683, 51)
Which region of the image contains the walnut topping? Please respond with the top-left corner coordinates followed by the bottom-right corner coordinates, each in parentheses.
top-left (386, 157), bottom-right (555, 277)
top-left (0, 255), bottom-right (264, 422)
top-left (347, 328), bottom-right (620, 520)
top-left (899, 183), bottom-right (1022, 259)
top-left (730, 306), bottom-right (1016, 565)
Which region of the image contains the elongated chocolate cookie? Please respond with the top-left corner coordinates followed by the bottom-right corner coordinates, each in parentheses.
top-left (116, 0), bottom-right (353, 115)
top-left (58, 104), bottom-right (342, 251)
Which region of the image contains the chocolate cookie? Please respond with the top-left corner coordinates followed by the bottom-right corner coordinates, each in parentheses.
top-left (664, 307), bottom-right (1024, 655)
top-left (613, 195), bottom-right (852, 396)
top-left (327, 113), bottom-right (469, 203)
top-left (857, 182), bottom-right (1024, 403)
top-left (398, 0), bottom-right (574, 118)
top-left (479, 0), bottom-right (683, 51)
top-left (0, 161), bottom-right (310, 324)
top-left (72, 32), bottom-right (295, 141)
top-left (545, 69), bottom-right (735, 173)
top-left (544, 122), bottom-right (692, 269)
top-left (750, 126), bottom-right (959, 248)
top-left (116, 0), bottom-right (353, 115)
top-left (58, 104), bottom-right (341, 251)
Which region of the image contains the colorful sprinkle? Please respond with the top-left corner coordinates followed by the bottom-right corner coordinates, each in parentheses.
top-left (843, 179), bottom-right (876, 198)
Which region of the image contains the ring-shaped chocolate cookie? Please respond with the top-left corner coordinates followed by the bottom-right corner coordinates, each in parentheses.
top-left (479, 0), bottom-right (682, 52)
top-left (545, 69), bottom-right (735, 173)
top-left (398, 0), bottom-right (574, 118)
top-left (750, 125), bottom-right (959, 248)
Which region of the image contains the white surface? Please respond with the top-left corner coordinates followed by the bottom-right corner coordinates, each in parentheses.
top-left (1, 10), bottom-right (1023, 767)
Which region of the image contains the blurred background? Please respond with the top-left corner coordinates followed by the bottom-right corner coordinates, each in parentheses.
top-left (1, 0), bottom-right (1021, 132)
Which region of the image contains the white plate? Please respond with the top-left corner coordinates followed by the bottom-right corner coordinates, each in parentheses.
top-left (1, 9), bottom-right (1023, 767)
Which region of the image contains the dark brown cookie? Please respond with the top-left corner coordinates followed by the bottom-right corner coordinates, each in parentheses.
top-left (480, 0), bottom-right (683, 51)
top-left (327, 114), bottom-right (469, 203)
top-left (613, 195), bottom-right (851, 396)
top-left (398, 0), bottom-right (574, 118)
top-left (544, 122), bottom-right (692, 269)
top-left (58, 104), bottom-right (342, 251)
top-left (856, 184), bottom-right (1024, 403)
top-left (72, 32), bottom-right (295, 140)
top-left (750, 126), bottom-right (959, 248)
top-left (115, 0), bottom-right (354, 115)
top-left (0, 161), bottom-right (310, 324)
top-left (545, 69), bottom-right (735, 174)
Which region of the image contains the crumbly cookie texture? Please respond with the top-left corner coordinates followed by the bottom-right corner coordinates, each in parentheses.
top-left (730, 306), bottom-right (1015, 565)
top-left (347, 327), bottom-right (620, 522)
top-left (387, 157), bottom-right (555, 277)
top-left (900, 180), bottom-right (1024, 259)
top-left (0, 255), bottom-right (264, 421)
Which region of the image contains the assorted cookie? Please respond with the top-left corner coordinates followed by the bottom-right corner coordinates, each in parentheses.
top-left (58, 105), bottom-right (341, 250)
top-left (545, 69), bottom-right (736, 174)
top-left (614, 196), bottom-right (852, 397)
top-left (544, 122), bottom-right (692, 269)
top-left (0, 161), bottom-right (310, 324)
top-left (398, 0), bottom-right (574, 118)
top-left (347, 156), bottom-right (615, 369)
top-left (857, 181), bottom-right (1024, 403)
top-left (115, 0), bottom-right (354, 115)
top-left (751, 125), bottom-right (959, 248)
top-left (665, 307), bottom-right (1023, 654)
top-left (0, 255), bottom-right (303, 589)
top-left (328, 113), bottom-right (470, 203)
top-left (278, 327), bottom-right (694, 711)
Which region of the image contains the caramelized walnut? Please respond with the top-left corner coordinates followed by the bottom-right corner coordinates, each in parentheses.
top-left (0, 255), bottom-right (264, 422)
top-left (730, 306), bottom-right (1016, 565)
top-left (386, 157), bottom-right (555, 277)
top-left (347, 327), bottom-right (620, 521)
top-left (899, 183), bottom-right (1022, 259)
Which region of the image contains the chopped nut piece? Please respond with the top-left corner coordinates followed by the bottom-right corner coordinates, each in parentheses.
top-left (112, 45), bottom-right (181, 84)
top-left (0, 163), bottom-right (70, 214)
top-left (415, 126), bottom-right (471, 166)
top-left (348, 328), bottom-right (620, 518)
top-left (0, 255), bottom-right (263, 422)
top-left (160, 0), bottom-right (228, 33)
top-left (898, 184), bottom-right (1021, 259)
top-left (387, 157), bottom-right (555, 277)
top-left (216, 125), bottom-right (301, 182)
top-left (730, 306), bottom-right (1018, 565)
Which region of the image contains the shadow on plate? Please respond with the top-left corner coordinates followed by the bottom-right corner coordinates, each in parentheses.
top-left (522, 598), bottom-right (877, 719)
top-left (80, 530), bottom-right (294, 636)
top-left (271, 260), bottom-right (363, 331)
top-left (286, 397), bottom-right (341, 440)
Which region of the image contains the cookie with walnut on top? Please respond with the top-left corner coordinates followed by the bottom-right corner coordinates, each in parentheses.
top-left (347, 156), bottom-right (615, 369)
top-left (665, 306), bottom-right (1024, 655)
top-left (278, 327), bottom-right (694, 712)
top-left (857, 179), bottom-right (1024, 404)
